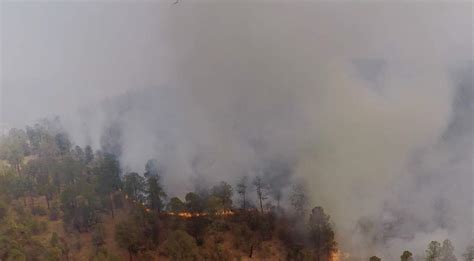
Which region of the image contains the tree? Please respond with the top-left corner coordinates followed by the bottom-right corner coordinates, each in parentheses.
top-left (185, 192), bottom-right (204, 213)
top-left (50, 232), bottom-right (60, 247)
top-left (370, 256), bottom-right (381, 261)
top-left (167, 197), bottom-right (185, 213)
top-left (440, 239), bottom-right (457, 261)
top-left (92, 224), bottom-right (106, 250)
top-left (290, 184), bottom-right (308, 218)
top-left (60, 156), bottom-right (84, 186)
top-left (24, 158), bottom-right (58, 209)
top-left (309, 207), bottom-right (337, 261)
top-left (401, 250), bottom-right (414, 261)
top-left (236, 176), bottom-right (248, 210)
top-left (71, 145), bottom-right (85, 163)
top-left (60, 180), bottom-right (99, 232)
top-left (0, 128), bottom-right (29, 174)
top-left (206, 195), bottom-right (224, 214)
top-left (146, 176), bottom-right (166, 212)
top-left (84, 145), bottom-right (94, 165)
top-left (93, 154), bottom-right (122, 218)
top-left (463, 244), bottom-right (474, 261)
top-left (123, 172), bottom-right (146, 203)
top-left (55, 133), bottom-right (71, 155)
top-left (262, 160), bottom-right (292, 211)
top-left (211, 181), bottom-right (233, 210)
top-left (426, 241), bottom-right (442, 261)
top-left (115, 220), bottom-right (143, 261)
top-left (144, 159), bottom-right (162, 178)
top-left (163, 230), bottom-right (199, 261)
top-left (253, 176), bottom-right (268, 214)
top-left (9, 174), bottom-right (29, 206)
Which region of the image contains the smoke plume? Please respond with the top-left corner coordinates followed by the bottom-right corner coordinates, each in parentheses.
top-left (2, 1), bottom-right (472, 258)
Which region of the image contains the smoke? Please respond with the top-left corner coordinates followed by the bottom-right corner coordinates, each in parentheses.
top-left (2, 1), bottom-right (472, 258)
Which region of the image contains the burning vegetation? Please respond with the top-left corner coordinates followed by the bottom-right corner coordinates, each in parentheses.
top-left (0, 121), bottom-right (471, 260)
top-left (0, 121), bottom-right (341, 260)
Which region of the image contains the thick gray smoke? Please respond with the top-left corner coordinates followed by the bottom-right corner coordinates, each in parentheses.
top-left (2, 1), bottom-right (472, 259)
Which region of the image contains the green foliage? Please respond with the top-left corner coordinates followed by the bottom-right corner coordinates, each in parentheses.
top-left (146, 175), bottom-right (166, 212)
top-left (60, 181), bottom-right (100, 232)
top-left (30, 220), bottom-right (48, 235)
top-left (0, 201), bottom-right (7, 221)
top-left (185, 192), bottom-right (204, 212)
top-left (440, 239), bottom-right (457, 261)
top-left (163, 230), bottom-right (199, 261)
top-left (0, 128), bottom-right (29, 174)
top-left (93, 154), bottom-right (122, 197)
top-left (370, 256), bottom-right (381, 261)
top-left (123, 172), bottom-right (145, 203)
top-left (54, 133), bottom-right (71, 155)
top-left (167, 197), bottom-right (185, 213)
top-left (290, 184), bottom-right (308, 218)
top-left (144, 159), bottom-right (162, 178)
top-left (206, 195), bottom-right (224, 214)
top-left (308, 207), bottom-right (337, 261)
top-left (84, 145), bottom-right (94, 165)
top-left (115, 219), bottom-right (143, 257)
top-left (50, 232), bottom-right (59, 247)
top-left (45, 246), bottom-right (62, 261)
top-left (401, 250), bottom-right (413, 261)
top-left (91, 247), bottom-right (120, 261)
top-left (49, 201), bottom-right (60, 221)
top-left (6, 248), bottom-right (26, 261)
top-left (211, 181), bottom-right (233, 210)
top-left (31, 205), bottom-right (47, 216)
top-left (8, 174), bottom-right (29, 202)
top-left (463, 244), bottom-right (474, 261)
top-left (426, 241), bottom-right (442, 261)
top-left (201, 238), bottom-right (231, 261)
top-left (92, 224), bottom-right (106, 249)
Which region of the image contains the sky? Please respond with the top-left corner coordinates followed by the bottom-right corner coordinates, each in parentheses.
top-left (1, 1), bottom-right (472, 259)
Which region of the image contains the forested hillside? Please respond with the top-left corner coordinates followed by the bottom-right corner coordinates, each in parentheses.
top-left (0, 119), bottom-right (338, 261)
top-left (0, 119), bottom-right (471, 261)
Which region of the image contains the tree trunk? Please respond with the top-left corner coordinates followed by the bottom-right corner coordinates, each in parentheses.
top-left (249, 244), bottom-right (254, 258)
top-left (259, 197), bottom-right (263, 214)
top-left (109, 194), bottom-right (115, 218)
top-left (45, 196), bottom-right (50, 209)
top-left (128, 251), bottom-right (133, 261)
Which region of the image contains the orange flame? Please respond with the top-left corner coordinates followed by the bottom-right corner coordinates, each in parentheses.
top-left (166, 210), bottom-right (235, 218)
top-left (330, 250), bottom-right (341, 261)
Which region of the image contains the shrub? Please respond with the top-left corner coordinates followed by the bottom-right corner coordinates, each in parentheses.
top-left (0, 201), bottom-right (7, 221)
top-left (113, 194), bottom-right (123, 209)
top-left (49, 202), bottom-right (60, 221)
top-left (30, 220), bottom-right (48, 235)
top-left (92, 224), bottom-right (106, 249)
top-left (6, 249), bottom-right (26, 261)
top-left (12, 204), bottom-right (25, 216)
top-left (31, 206), bottom-right (47, 216)
top-left (163, 230), bottom-right (199, 261)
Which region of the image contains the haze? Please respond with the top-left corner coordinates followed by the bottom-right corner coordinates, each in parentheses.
top-left (1, 1), bottom-right (472, 259)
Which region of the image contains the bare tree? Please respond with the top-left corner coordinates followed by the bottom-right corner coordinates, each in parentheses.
top-left (290, 184), bottom-right (308, 218)
top-left (236, 176), bottom-right (248, 210)
top-left (253, 176), bottom-right (267, 214)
